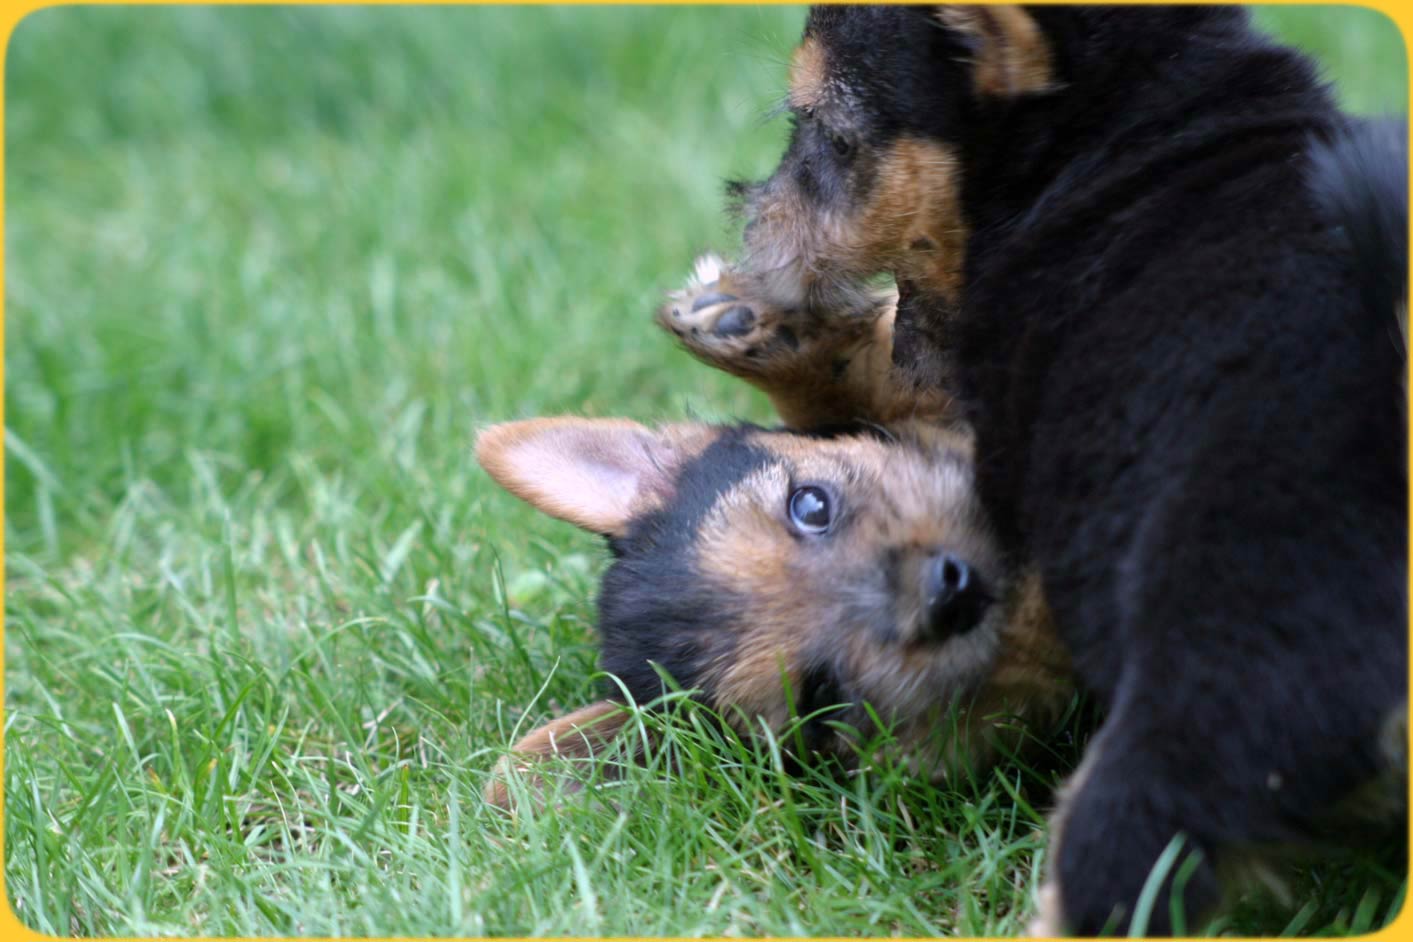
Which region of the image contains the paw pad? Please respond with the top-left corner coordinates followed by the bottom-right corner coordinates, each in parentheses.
top-left (713, 305), bottom-right (757, 337)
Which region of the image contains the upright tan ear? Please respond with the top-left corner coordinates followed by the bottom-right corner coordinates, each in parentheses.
top-left (476, 418), bottom-right (681, 537)
top-left (483, 700), bottom-right (636, 810)
top-left (937, 5), bottom-right (1055, 97)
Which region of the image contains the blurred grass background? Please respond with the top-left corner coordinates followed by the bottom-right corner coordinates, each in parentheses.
top-left (4, 6), bottom-right (1407, 936)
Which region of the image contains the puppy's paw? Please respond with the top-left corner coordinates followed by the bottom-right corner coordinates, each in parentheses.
top-left (658, 254), bottom-right (875, 381)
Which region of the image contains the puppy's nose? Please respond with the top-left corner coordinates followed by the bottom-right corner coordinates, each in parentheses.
top-left (923, 552), bottom-right (989, 641)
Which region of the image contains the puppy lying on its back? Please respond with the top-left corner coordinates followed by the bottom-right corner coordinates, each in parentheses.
top-left (477, 257), bottom-right (1070, 807)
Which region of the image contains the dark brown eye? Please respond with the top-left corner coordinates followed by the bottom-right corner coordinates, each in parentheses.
top-left (788, 486), bottom-right (832, 534)
top-left (831, 134), bottom-right (853, 158)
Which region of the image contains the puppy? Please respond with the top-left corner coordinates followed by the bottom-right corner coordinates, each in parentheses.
top-left (476, 256), bottom-right (1070, 809)
top-left (719, 5), bottom-right (1407, 934)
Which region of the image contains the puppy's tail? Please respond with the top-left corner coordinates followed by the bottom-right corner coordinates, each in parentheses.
top-left (1308, 117), bottom-right (1408, 348)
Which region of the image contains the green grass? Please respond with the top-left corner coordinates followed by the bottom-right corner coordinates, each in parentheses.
top-left (3, 5), bottom-right (1406, 937)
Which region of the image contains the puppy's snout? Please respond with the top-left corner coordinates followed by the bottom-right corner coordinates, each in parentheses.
top-left (923, 552), bottom-right (990, 640)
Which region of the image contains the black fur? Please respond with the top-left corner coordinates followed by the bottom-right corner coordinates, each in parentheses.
top-left (794, 660), bottom-right (852, 756)
top-left (1309, 117), bottom-right (1409, 330)
top-left (597, 428), bottom-right (771, 703)
top-left (796, 7), bottom-right (1407, 934)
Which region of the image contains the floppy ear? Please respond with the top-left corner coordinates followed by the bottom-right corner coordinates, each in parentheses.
top-left (483, 700), bottom-right (635, 810)
top-left (476, 417), bottom-right (681, 537)
top-left (936, 5), bottom-right (1055, 97)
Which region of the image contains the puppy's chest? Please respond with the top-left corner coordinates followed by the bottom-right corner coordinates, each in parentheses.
top-left (947, 274), bottom-right (1074, 525)
top-left (948, 265), bottom-right (1186, 561)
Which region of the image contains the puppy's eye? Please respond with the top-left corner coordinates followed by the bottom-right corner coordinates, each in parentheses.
top-left (831, 134), bottom-right (853, 159)
top-left (788, 486), bottom-right (833, 534)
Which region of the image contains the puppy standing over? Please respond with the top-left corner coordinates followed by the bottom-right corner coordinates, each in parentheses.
top-left (712, 5), bottom-right (1407, 934)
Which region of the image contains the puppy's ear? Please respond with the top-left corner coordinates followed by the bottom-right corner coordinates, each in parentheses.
top-left (936, 5), bottom-right (1054, 97)
top-left (483, 700), bottom-right (634, 810)
top-left (476, 418), bottom-right (697, 537)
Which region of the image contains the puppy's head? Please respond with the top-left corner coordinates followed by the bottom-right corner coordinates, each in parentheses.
top-left (729, 6), bottom-right (1049, 312)
top-left (732, 5), bottom-right (1242, 311)
top-left (476, 417), bottom-right (1069, 802)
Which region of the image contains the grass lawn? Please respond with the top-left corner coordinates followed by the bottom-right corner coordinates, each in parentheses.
top-left (4, 5), bottom-right (1407, 937)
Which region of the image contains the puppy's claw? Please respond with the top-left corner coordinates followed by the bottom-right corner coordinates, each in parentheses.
top-left (692, 253), bottom-right (727, 287)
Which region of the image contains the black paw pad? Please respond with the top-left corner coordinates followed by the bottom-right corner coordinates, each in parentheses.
top-left (714, 305), bottom-right (757, 337)
top-left (692, 291), bottom-right (739, 313)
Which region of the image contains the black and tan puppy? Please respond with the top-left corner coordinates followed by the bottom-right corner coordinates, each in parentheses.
top-left (718, 5), bottom-right (1408, 935)
top-left (477, 257), bottom-right (1070, 809)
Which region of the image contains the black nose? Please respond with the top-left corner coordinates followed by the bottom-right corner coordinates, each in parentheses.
top-left (923, 553), bottom-right (989, 640)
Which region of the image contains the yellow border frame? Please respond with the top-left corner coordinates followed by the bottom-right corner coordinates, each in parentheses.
top-left (0, 2), bottom-right (1406, 940)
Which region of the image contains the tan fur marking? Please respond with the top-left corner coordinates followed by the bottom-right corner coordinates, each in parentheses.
top-left (762, 427), bottom-right (878, 462)
top-left (948, 572), bottom-right (1071, 774)
top-left (757, 296), bottom-right (960, 429)
top-left (988, 571), bottom-right (1070, 698)
top-left (738, 139), bottom-right (968, 306)
top-left (659, 422), bottom-right (725, 466)
top-left (758, 301), bottom-right (895, 428)
top-left (713, 644), bottom-right (803, 732)
top-left (789, 37), bottom-right (828, 111)
top-left (728, 137), bottom-right (967, 315)
top-left (863, 139), bottom-right (969, 303)
top-left (696, 487), bottom-right (793, 595)
top-left (751, 136), bottom-right (972, 302)
top-left (483, 700), bottom-right (631, 810)
top-left (691, 463), bottom-right (803, 729)
top-left (937, 6), bottom-right (1055, 97)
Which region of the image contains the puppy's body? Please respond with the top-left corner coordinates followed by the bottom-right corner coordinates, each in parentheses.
top-left (725, 5), bottom-right (1407, 934)
top-left (966, 107), bottom-right (1408, 934)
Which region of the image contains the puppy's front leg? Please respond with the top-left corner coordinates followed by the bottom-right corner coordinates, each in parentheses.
top-left (659, 256), bottom-right (955, 428)
top-left (1029, 713), bottom-right (1225, 937)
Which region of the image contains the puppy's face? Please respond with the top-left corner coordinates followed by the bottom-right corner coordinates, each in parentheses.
top-left (731, 5), bottom-right (1054, 311)
top-left (477, 418), bottom-right (1068, 790)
